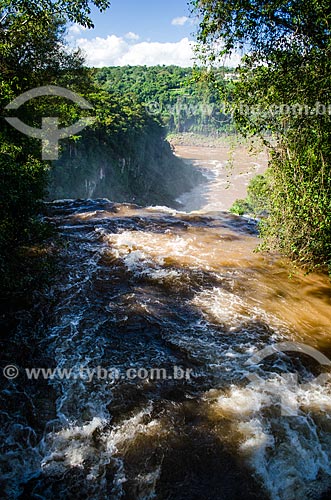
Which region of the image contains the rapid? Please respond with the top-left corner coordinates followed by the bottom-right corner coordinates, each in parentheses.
top-left (1, 144), bottom-right (331, 500)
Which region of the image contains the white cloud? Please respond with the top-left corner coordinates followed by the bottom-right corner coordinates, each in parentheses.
top-left (68, 23), bottom-right (88, 37)
top-left (119, 38), bottom-right (195, 66)
top-left (71, 32), bottom-right (242, 68)
top-left (76, 35), bottom-right (197, 67)
top-left (171, 16), bottom-right (189, 26)
top-left (125, 32), bottom-right (140, 41)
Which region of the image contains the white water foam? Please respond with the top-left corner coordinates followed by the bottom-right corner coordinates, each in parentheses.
top-left (40, 405), bottom-right (164, 499)
top-left (209, 380), bottom-right (331, 500)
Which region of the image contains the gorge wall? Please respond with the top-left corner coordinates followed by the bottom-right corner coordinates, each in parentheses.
top-left (48, 122), bottom-right (204, 207)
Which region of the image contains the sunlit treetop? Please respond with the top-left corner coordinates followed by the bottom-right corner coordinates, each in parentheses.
top-left (0, 0), bottom-right (111, 28)
top-left (191, 0), bottom-right (331, 60)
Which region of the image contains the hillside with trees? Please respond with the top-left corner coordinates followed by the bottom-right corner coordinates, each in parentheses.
top-left (95, 65), bottom-right (236, 135)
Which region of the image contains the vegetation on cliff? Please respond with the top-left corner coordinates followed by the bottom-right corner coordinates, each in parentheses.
top-left (193, 0), bottom-right (331, 273)
top-left (0, 1), bottom-right (100, 298)
top-left (48, 89), bottom-right (203, 204)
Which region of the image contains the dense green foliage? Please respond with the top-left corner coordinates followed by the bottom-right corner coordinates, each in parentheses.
top-left (95, 65), bottom-right (236, 134)
top-left (0, 5), bottom-right (87, 296)
top-left (230, 173), bottom-right (270, 217)
top-left (1, 0), bottom-right (110, 29)
top-left (193, 0), bottom-right (331, 273)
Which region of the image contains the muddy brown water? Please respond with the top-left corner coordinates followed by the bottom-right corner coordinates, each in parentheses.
top-left (1, 145), bottom-right (331, 500)
top-left (174, 144), bottom-right (268, 212)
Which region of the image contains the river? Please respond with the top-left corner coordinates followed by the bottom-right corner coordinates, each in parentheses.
top-left (1, 144), bottom-right (331, 500)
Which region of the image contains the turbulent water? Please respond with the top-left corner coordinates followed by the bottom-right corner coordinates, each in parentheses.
top-left (1, 148), bottom-right (331, 500)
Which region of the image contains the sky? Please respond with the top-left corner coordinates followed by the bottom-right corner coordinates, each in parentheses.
top-left (67, 0), bottom-right (242, 68)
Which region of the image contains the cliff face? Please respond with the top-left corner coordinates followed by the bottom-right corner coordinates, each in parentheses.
top-left (48, 122), bottom-right (204, 207)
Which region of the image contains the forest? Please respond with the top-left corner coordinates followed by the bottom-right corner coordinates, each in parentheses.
top-left (94, 65), bottom-right (236, 134)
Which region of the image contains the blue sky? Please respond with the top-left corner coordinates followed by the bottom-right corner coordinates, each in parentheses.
top-left (87, 0), bottom-right (194, 43)
top-left (67, 1), bottom-right (241, 67)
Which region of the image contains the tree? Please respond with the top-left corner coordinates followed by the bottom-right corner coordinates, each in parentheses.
top-left (0, 1), bottom-right (109, 297)
top-left (94, 65), bottom-right (234, 134)
top-left (192, 0), bottom-right (331, 273)
top-left (0, 0), bottom-right (110, 28)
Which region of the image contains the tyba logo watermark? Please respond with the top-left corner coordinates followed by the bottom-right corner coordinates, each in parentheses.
top-left (4, 86), bottom-right (96, 160)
